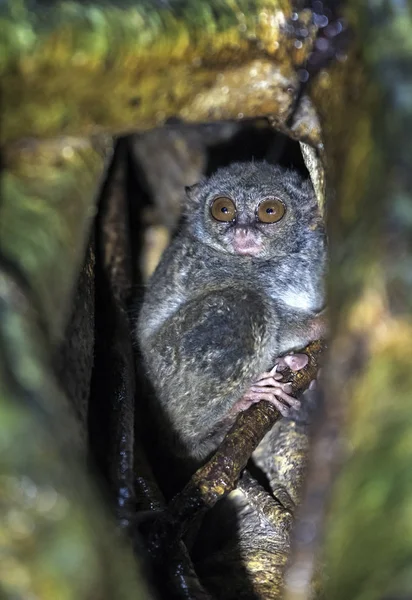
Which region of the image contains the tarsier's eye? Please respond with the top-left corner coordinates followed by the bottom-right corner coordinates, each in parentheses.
top-left (210, 196), bottom-right (237, 222)
top-left (257, 198), bottom-right (285, 223)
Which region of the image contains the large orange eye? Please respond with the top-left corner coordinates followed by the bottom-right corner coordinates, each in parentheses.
top-left (210, 197), bottom-right (236, 222)
top-left (257, 198), bottom-right (285, 223)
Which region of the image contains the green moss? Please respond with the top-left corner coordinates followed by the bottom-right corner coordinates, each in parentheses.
top-left (0, 0), bottom-right (294, 141)
top-left (1, 137), bottom-right (109, 340)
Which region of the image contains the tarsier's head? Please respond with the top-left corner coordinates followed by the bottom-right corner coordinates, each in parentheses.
top-left (185, 161), bottom-right (322, 259)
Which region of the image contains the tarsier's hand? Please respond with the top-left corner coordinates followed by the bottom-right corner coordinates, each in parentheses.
top-left (230, 353), bottom-right (310, 418)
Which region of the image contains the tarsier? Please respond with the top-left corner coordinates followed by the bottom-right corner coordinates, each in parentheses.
top-left (137, 161), bottom-right (326, 462)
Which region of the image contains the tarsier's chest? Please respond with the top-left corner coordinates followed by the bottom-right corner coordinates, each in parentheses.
top-left (278, 284), bottom-right (321, 313)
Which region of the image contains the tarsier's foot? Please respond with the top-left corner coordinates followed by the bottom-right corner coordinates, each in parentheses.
top-left (232, 353), bottom-right (310, 418)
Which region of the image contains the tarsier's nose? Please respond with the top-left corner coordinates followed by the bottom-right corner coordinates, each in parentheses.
top-left (232, 225), bottom-right (262, 256)
top-left (235, 226), bottom-right (247, 236)
top-left (234, 225), bottom-right (252, 238)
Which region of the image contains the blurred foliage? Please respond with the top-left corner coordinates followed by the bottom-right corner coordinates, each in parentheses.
top-left (312, 3), bottom-right (412, 600)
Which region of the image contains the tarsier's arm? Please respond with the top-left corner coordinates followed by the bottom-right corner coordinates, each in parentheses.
top-left (276, 304), bottom-right (328, 355)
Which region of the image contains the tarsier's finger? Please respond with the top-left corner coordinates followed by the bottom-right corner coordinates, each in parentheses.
top-left (256, 393), bottom-right (291, 417)
top-left (272, 399), bottom-right (291, 417)
top-left (267, 391), bottom-right (300, 414)
top-left (274, 388), bottom-right (301, 409)
top-left (251, 387), bottom-right (301, 410)
top-left (245, 389), bottom-right (287, 413)
top-left (257, 368), bottom-right (283, 381)
top-left (277, 353), bottom-right (308, 372)
top-left (269, 364), bottom-right (282, 377)
top-left (253, 377), bottom-right (291, 391)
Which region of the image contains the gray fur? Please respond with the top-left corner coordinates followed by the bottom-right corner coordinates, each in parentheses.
top-left (136, 161), bottom-right (326, 461)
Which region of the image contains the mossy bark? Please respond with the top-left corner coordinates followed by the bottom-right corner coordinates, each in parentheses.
top-left (1, 0), bottom-right (309, 143)
top-left (285, 3), bottom-right (412, 600)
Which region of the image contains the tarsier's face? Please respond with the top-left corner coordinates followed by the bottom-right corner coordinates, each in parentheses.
top-left (208, 194), bottom-right (286, 257)
top-left (187, 161), bottom-right (320, 259)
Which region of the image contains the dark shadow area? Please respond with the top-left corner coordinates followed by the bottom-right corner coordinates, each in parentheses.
top-left (88, 138), bottom-right (142, 527)
top-left (205, 119), bottom-right (307, 176)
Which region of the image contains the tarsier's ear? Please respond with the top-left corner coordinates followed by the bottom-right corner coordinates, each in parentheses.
top-left (185, 183), bottom-right (201, 204)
